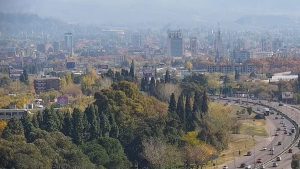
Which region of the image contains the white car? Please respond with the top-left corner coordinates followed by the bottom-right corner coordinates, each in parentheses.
top-left (273, 162), bottom-right (278, 167)
top-left (262, 147), bottom-right (267, 150)
top-left (245, 165), bottom-right (252, 169)
top-left (222, 166), bottom-right (228, 169)
top-left (260, 165), bottom-right (265, 169)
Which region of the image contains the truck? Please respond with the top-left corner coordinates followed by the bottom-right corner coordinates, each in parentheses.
top-left (264, 108), bottom-right (270, 116)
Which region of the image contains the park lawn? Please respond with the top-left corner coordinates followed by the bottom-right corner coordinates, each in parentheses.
top-left (239, 120), bottom-right (268, 137)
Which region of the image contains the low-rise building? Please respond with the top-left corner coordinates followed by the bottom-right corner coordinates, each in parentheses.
top-left (34, 77), bottom-right (61, 93)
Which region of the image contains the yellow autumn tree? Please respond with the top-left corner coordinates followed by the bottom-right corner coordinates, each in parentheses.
top-left (0, 120), bottom-right (7, 134)
top-left (182, 131), bottom-right (217, 167)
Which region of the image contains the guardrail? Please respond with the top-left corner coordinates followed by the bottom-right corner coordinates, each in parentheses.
top-left (223, 98), bottom-right (300, 169)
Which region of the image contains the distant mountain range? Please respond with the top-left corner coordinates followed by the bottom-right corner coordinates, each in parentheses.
top-left (235, 15), bottom-right (300, 29)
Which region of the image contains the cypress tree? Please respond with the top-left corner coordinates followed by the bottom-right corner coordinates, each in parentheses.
top-left (129, 60), bottom-right (135, 79)
top-left (168, 93), bottom-right (177, 114)
top-left (19, 69), bottom-right (29, 84)
top-left (193, 91), bottom-right (202, 113)
top-left (109, 113), bottom-right (119, 138)
top-left (99, 111), bottom-right (111, 137)
top-left (201, 90), bottom-right (209, 114)
top-left (141, 77), bottom-right (148, 91)
top-left (235, 70), bottom-right (240, 81)
top-left (165, 69), bottom-right (171, 83)
top-left (32, 114), bottom-right (39, 128)
top-left (85, 104), bottom-right (100, 140)
top-left (72, 108), bottom-right (84, 144)
top-left (176, 93), bottom-right (185, 128)
top-left (149, 77), bottom-right (156, 96)
top-left (185, 94), bottom-right (195, 131)
top-left (62, 112), bottom-right (72, 137)
top-left (42, 108), bottom-right (59, 132)
top-left (21, 113), bottom-right (34, 141)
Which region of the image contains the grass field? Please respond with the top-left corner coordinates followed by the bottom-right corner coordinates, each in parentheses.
top-left (239, 120), bottom-right (268, 137)
top-left (206, 135), bottom-right (255, 168)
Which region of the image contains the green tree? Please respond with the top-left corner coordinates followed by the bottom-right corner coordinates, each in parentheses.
top-left (109, 113), bottom-right (119, 138)
top-left (81, 141), bottom-right (109, 167)
top-left (140, 77), bottom-right (148, 91)
top-left (62, 112), bottom-right (73, 137)
top-left (85, 104), bottom-right (100, 140)
top-left (21, 113), bottom-right (34, 141)
top-left (177, 93), bottom-right (185, 129)
top-left (168, 93), bottom-right (177, 114)
top-left (149, 77), bottom-right (156, 96)
top-left (100, 111), bottom-right (111, 137)
top-left (72, 108), bottom-right (84, 144)
top-left (235, 70), bottom-right (240, 81)
top-left (2, 117), bottom-right (24, 139)
top-left (193, 91), bottom-right (202, 114)
top-left (185, 94), bottom-right (195, 131)
top-left (42, 108), bottom-right (59, 132)
top-left (165, 69), bottom-right (171, 83)
top-left (201, 91), bottom-right (209, 114)
top-left (19, 69), bottom-right (29, 84)
top-left (129, 60), bottom-right (135, 79)
top-left (247, 107), bottom-right (252, 115)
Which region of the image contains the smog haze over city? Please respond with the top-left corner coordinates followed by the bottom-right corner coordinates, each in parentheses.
top-left (1, 0), bottom-right (300, 27)
top-left (1, 0), bottom-right (300, 169)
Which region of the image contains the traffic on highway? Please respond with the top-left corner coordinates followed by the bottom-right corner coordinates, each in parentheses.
top-left (215, 97), bottom-right (299, 169)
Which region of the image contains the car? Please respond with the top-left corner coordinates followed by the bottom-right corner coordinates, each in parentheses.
top-left (275, 117), bottom-right (278, 119)
top-left (256, 158), bottom-right (262, 163)
top-left (275, 132), bottom-right (279, 136)
top-left (247, 151), bottom-right (252, 156)
top-left (279, 103), bottom-right (283, 106)
top-left (240, 163), bottom-right (246, 168)
top-left (289, 132), bottom-right (293, 136)
top-left (260, 165), bottom-right (266, 169)
top-left (283, 124), bottom-right (287, 127)
top-left (245, 165), bottom-right (252, 169)
top-left (284, 131), bottom-right (288, 134)
top-left (280, 121), bottom-right (283, 124)
top-left (281, 116), bottom-right (285, 119)
top-left (222, 166), bottom-right (228, 169)
top-left (278, 141), bottom-right (282, 145)
top-left (273, 162), bottom-right (279, 167)
top-left (277, 112), bottom-right (280, 115)
top-left (270, 147), bottom-right (274, 151)
top-left (276, 156), bottom-right (282, 161)
top-left (289, 149), bottom-right (293, 153)
top-left (276, 127), bottom-right (281, 131)
top-left (262, 147), bottom-right (267, 151)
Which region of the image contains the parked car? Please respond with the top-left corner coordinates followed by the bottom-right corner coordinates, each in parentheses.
top-left (289, 149), bottom-right (293, 153)
top-left (273, 162), bottom-right (278, 167)
top-left (278, 141), bottom-right (282, 145)
top-left (276, 156), bottom-right (281, 161)
top-left (222, 166), bottom-right (228, 169)
top-left (240, 163), bottom-right (246, 168)
top-left (256, 158), bottom-right (262, 163)
top-left (275, 132), bottom-right (279, 136)
top-left (247, 151), bottom-right (252, 156)
top-left (245, 165), bottom-right (252, 169)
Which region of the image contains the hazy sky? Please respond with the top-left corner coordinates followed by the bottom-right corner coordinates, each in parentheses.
top-left (1, 0), bottom-right (300, 25)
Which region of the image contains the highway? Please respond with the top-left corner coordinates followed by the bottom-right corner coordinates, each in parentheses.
top-left (215, 97), bottom-right (299, 169)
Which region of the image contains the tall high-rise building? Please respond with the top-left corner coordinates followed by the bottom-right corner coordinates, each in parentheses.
top-left (53, 42), bottom-right (60, 53)
top-left (214, 28), bottom-right (224, 63)
top-left (168, 30), bottom-right (183, 57)
top-left (190, 37), bottom-right (198, 56)
top-left (131, 33), bottom-right (142, 48)
top-left (272, 38), bottom-right (283, 52)
top-left (64, 33), bottom-right (73, 56)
